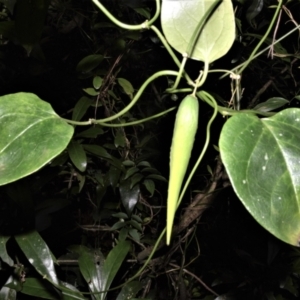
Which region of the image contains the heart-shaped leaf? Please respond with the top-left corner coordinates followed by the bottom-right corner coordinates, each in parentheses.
top-left (161, 0), bottom-right (235, 62)
top-left (219, 108), bottom-right (300, 246)
top-left (0, 93), bottom-right (74, 186)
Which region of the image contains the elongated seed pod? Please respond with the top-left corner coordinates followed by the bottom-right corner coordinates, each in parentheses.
top-left (167, 94), bottom-right (199, 245)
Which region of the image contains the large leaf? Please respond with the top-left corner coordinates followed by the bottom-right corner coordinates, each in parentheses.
top-left (219, 108), bottom-right (300, 246)
top-left (15, 231), bottom-right (59, 285)
top-left (161, 0), bottom-right (235, 63)
top-left (0, 93), bottom-right (74, 186)
top-left (161, 0), bottom-right (235, 62)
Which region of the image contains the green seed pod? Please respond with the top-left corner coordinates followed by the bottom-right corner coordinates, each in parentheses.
top-left (167, 94), bottom-right (199, 245)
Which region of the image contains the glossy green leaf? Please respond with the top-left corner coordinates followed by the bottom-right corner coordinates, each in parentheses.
top-left (67, 141), bottom-right (87, 172)
top-left (100, 241), bottom-right (130, 300)
top-left (0, 93), bottom-right (74, 186)
top-left (0, 236), bottom-right (13, 266)
top-left (72, 96), bottom-right (92, 121)
top-left (15, 0), bottom-right (50, 54)
top-left (15, 231), bottom-right (59, 285)
top-left (77, 246), bottom-right (104, 300)
top-left (116, 281), bottom-right (142, 300)
top-left (219, 108), bottom-right (300, 246)
top-left (20, 278), bottom-right (57, 299)
top-left (161, 0), bottom-right (235, 62)
top-left (117, 78), bottom-right (134, 98)
top-left (119, 179), bottom-right (140, 216)
top-left (76, 54), bottom-right (104, 73)
top-left (93, 76), bottom-right (103, 90)
top-left (253, 97), bottom-right (289, 112)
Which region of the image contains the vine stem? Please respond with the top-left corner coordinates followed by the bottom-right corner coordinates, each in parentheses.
top-left (91, 0), bottom-right (160, 30)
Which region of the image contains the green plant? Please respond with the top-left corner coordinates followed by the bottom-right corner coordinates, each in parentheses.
top-left (0, 0), bottom-right (300, 299)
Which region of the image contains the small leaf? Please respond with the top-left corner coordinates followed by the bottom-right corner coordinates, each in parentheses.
top-left (133, 7), bottom-right (150, 18)
top-left (122, 160), bottom-right (135, 167)
top-left (15, 231), bottom-right (59, 285)
top-left (0, 93), bottom-right (74, 186)
top-left (93, 76), bottom-right (103, 89)
top-left (140, 167), bottom-right (160, 174)
top-left (83, 145), bottom-right (112, 159)
top-left (124, 167), bottom-right (140, 180)
top-left (76, 127), bottom-right (104, 138)
top-left (107, 166), bottom-right (122, 189)
top-left (118, 228), bottom-right (129, 241)
top-left (76, 54), bottom-right (104, 73)
top-left (130, 173), bottom-right (143, 188)
top-left (146, 174), bottom-right (167, 182)
top-left (253, 97), bottom-right (289, 112)
top-left (143, 179), bottom-right (155, 196)
top-left (119, 179), bottom-right (140, 216)
top-left (114, 129), bottom-right (126, 148)
top-left (117, 78), bottom-right (134, 98)
top-left (128, 229), bottom-right (140, 243)
top-left (83, 87), bottom-right (99, 96)
top-left (67, 141), bottom-right (87, 172)
top-left (136, 161), bottom-right (151, 167)
top-left (131, 214), bottom-right (143, 223)
top-left (112, 212), bottom-right (129, 219)
top-left (126, 220), bottom-right (143, 232)
top-left (72, 96), bottom-right (92, 121)
top-left (110, 221), bottom-right (126, 231)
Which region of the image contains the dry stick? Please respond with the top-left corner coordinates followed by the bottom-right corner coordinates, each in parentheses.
top-left (137, 158), bottom-right (223, 261)
top-left (248, 57), bottom-right (298, 108)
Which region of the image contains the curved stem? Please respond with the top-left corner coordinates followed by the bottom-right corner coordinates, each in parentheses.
top-left (150, 25), bottom-right (193, 85)
top-left (91, 0), bottom-right (160, 30)
top-left (95, 70), bottom-right (179, 123)
top-left (98, 107), bottom-right (176, 127)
